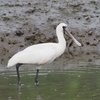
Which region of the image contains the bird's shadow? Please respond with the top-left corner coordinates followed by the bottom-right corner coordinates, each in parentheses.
top-left (67, 40), bottom-right (74, 58)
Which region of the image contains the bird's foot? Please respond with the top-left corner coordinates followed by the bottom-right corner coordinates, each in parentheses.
top-left (35, 80), bottom-right (39, 86)
top-left (17, 81), bottom-right (21, 86)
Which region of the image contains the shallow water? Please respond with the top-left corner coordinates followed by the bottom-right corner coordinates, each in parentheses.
top-left (1, 65), bottom-right (100, 100)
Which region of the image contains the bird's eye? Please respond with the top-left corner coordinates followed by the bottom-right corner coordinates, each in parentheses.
top-left (62, 26), bottom-right (66, 29)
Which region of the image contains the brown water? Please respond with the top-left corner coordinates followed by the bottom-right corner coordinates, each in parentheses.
top-left (0, 65), bottom-right (100, 100)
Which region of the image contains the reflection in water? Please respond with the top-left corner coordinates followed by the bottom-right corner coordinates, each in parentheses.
top-left (17, 86), bottom-right (21, 100)
top-left (35, 86), bottom-right (42, 100)
top-left (17, 85), bottom-right (43, 100)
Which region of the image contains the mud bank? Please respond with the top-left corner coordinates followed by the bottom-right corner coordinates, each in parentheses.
top-left (0, 0), bottom-right (100, 66)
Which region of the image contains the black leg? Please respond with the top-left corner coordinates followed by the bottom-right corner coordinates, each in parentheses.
top-left (16, 64), bottom-right (22, 85)
top-left (35, 69), bottom-right (39, 86)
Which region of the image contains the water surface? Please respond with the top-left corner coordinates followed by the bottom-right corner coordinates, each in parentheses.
top-left (0, 65), bottom-right (100, 100)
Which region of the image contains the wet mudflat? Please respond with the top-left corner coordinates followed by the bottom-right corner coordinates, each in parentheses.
top-left (0, 65), bottom-right (100, 100)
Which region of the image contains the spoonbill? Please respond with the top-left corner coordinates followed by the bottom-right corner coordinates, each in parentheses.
top-left (7, 23), bottom-right (81, 85)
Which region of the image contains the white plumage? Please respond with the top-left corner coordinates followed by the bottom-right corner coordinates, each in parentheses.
top-left (7, 23), bottom-right (81, 85)
top-left (8, 43), bottom-right (61, 66)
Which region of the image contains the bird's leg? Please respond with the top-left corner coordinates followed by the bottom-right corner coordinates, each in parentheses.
top-left (16, 64), bottom-right (21, 85)
top-left (35, 69), bottom-right (39, 86)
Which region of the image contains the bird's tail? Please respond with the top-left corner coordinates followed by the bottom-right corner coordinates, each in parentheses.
top-left (7, 60), bottom-right (16, 68)
top-left (7, 51), bottom-right (20, 68)
top-left (7, 62), bottom-right (12, 68)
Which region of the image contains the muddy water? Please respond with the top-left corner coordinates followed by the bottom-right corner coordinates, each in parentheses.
top-left (0, 65), bottom-right (100, 100)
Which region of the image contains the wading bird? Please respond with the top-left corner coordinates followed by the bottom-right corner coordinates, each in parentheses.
top-left (7, 23), bottom-right (81, 85)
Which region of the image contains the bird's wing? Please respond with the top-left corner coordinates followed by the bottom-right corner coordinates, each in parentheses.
top-left (18, 43), bottom-right (57, 64)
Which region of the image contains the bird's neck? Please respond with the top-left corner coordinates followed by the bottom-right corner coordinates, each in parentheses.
top-left (56, 30), bottom-right (66, 46)
top-left (55, 30), bottom-right (66, 57)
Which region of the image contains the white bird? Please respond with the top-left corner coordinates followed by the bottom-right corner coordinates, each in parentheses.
top-left (7, 23), bottom-right (81, 85)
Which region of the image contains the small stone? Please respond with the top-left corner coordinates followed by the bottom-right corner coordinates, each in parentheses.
top-left (15, 30), bottom-right (24, 36)
top-left (88, 30), bottom-right (93, 36)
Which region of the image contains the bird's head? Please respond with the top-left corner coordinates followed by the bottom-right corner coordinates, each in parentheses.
top-left (57, 23), bottom-right (81, 47)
